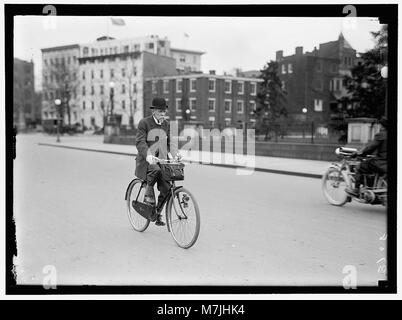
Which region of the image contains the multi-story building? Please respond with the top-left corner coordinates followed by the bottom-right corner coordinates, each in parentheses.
top-left (40, 35), bottom-right (204, 129)
top-left (41, 44), bottom-right (80, 128)
top-left (78, 43), bottom-right (176, 128)
top-left (144, 71), bottom-right (263, 130)
top-left (276, 33), bottom-right (357, 124)
top-left (13, 58), bottom-right (39, 130)
top-left (170, 48), bottom-right (205, 72)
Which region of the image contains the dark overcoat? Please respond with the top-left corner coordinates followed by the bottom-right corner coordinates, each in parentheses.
top-left (361, 128), bottom-right (387, 173)
top-left (135, 116), bottom-right (175, 180)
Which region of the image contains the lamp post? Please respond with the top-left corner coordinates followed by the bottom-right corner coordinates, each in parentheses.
top-left (381, 65), bottom-right (388, 118)
top-left (109, 81), bottom-right (115, 121)
top-left (302, 107), bottom-right (307, 139)
top-left (54, 99), bottom-right (62, 142)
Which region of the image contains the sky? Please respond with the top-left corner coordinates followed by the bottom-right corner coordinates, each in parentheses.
top-left (14, 16), bottom-right (383, 91)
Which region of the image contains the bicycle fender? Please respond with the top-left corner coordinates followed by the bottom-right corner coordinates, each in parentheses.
top-left (125, 178), bottom-right (140, 200)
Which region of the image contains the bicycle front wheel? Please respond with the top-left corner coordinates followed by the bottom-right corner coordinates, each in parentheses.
top-left (126, 179), bottom-right (150, 232)
top-left (166, 187), bottom-right (200, 249)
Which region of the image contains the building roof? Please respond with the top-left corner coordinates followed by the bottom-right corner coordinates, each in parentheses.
top-left (170, 47), bottom-right (206, 55)
top-left (41, 44), bottom-right (80, 53)
top-left (145, 73), bottom-right (263, 82)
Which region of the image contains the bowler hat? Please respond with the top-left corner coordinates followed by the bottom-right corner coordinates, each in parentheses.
top-left (150, 97), bottom-right (168, 110)
top-left (379, 116), bottom-right (388, 128)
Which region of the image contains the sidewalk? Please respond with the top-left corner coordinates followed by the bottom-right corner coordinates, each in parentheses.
top-left (36, 134), bottom-right (332, 179)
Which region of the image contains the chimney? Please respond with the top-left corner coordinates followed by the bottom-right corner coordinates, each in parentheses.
top-left (209, 70), bottom-right (216, 75)
top-left (276, 50), bottom-right (283, 61)
top-left (295, 46), bottom-right (303, 55)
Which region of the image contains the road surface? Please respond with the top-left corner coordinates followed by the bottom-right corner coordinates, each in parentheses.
top-left (13, 134), bottom-right (387, 287)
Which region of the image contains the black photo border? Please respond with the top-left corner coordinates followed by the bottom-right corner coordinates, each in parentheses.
top-left (5, 3), bottom-right (398, 295)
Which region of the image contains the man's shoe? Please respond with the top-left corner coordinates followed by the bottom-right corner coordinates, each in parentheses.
top-left (345, 187), bottom-right (359, 197)
top-left (155, 214), bottom-right (165, 226)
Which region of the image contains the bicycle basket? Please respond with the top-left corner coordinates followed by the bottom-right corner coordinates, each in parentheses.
top-left (159, 163), bottom-right (185, 181)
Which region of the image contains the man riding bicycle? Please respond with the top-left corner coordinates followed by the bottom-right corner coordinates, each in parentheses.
top-left (345, 117), bottom-right (387, 196)
top-left (135, 97), bottom-right (180, 226)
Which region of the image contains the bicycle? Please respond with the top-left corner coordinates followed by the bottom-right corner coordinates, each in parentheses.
top-left (125, 158), bottom-right (200, 249)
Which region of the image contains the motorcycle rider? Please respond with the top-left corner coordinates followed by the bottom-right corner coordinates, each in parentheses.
top-left (345, 117), bottom-right (387, 196)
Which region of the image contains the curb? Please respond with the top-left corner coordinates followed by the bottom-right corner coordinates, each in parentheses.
top-left (38, 142), bottom-right (323, 179)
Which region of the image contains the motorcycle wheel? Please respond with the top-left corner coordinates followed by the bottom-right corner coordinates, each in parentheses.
top-left (322, 167), bottom-right (351, 206)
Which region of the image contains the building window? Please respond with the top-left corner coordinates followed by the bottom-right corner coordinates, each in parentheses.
top-left (336, 79), bottom-right (341, 91)
top-left (122, 84), bottom-right (126, 94)
top-left (208, 99), bottom-right (215, 112)
top-left (250, 82), bottom-right (257, 95)
top-left (152, 81), bottom-right (157, 94)
top-left (148, 43), bottom-right (154, 49)
top-left (189, 98), bottom-right (196, 111)
top-left (179, 55), bottom-right (186, 62)
top-left (83, 101), bottom-right (86, 110)
top-left (123, 45), bottom-right (129, 53)
top-left (91, 86), bottom-right (94, 95)
top-left (190, 78), bottom-right (197, 92)
top-left (224, 80), bottom-right (232, 93)
top-left (176, 79), bottom-right (182, 93)
top-left (100, 85), bottom-right (104, 95)
top-left (91, 70), bottom-right (94, 79)
top-left (281, 80), bottom-right (286, 90)
top-left (237, 100), bottom-right (244, 113)
top-left (314, 99), bottom-right (323, 112)
top-left (82, 71), bottom-right (85, 80)
top-left (133, 83), bottom-right (137, 93)
top-left (110, 69), bottom-right (114, 78)
top-left (163, 80), bottom-right (169, 93)
top-left (249, 101), bottom-right (256, 114)
top-left (331, 64), bottom-right (337, 73)
top-left (224, 99), bottom-right (232, 113)
top-left (224, 118), bottom-right (231, 127)
top-left (281, 64), bottom-right (287, 74)
top-left (133, 67), bottom-right (137, 76)
top-left (122, 100), bottom-right (126, 109)
top-left (288, 63), bottom-right (293, 74)
top-left (73, 73), bottom-right (76, 81)
top-left (100, 70), bottom-right (103, 78)
top-left (208, 79), bottom-right (216, 92)
top-left (209, 116), bottom-right (215, 128)
top-left (82, 86), bottom-right (86, 96)
top-left (176, 98), bottom-right (182, 112)
top-left (91, 101), bottom-right (94, 110)
top-left (122, 68), bottom-right (126, 77)
top-left (238, 81), bottom-right (244, 94)
top-left (100, 101), bottom-right (104, 110)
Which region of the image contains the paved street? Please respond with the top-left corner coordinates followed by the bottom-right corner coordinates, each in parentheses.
top-left (13, 134), bottom-right (387, 286)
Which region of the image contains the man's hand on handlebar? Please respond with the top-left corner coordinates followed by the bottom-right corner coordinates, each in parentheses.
top-left (146, 155), bottom-right (158, 165)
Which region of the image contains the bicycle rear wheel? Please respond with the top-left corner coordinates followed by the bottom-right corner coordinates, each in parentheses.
top-left (126, 179), bottom-right (150, 232)
top-left (166, 187), bottom-right (200, 249)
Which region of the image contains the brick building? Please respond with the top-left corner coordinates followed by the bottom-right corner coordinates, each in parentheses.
top-left (276, 33), bottom-right (357, 125)
top-left (13, 58), bottom-right (40, 130)
top-left (144, 72), bottom-right (262, 130)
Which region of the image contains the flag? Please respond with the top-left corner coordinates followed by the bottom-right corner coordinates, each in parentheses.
top-left (184, 33), bottom-right (189, 38)
top-left (111, 17), bottom-right (125, 26)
